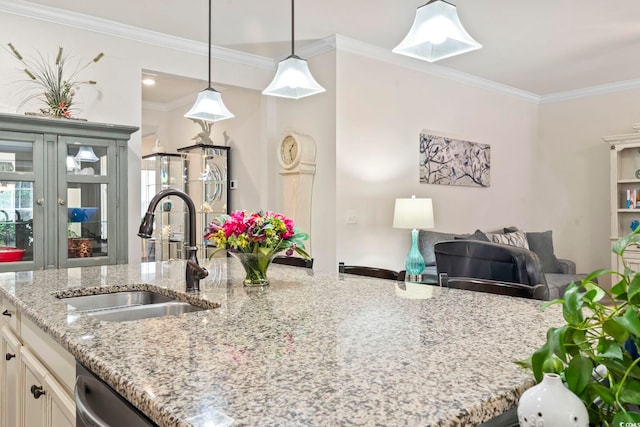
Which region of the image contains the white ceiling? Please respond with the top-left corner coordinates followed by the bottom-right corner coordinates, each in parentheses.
top-left (20, 0), bottom-right (640, 97)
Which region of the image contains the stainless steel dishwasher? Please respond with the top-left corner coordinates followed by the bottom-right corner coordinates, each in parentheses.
top-left (75, 363), bottom-right (157, 427)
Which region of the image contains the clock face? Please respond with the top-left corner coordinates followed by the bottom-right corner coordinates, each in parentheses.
top-left (280, 135), bottom-right (299, 166)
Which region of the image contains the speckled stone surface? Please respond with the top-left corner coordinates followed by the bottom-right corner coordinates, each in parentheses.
top-left (0, 260), bottom-right (564, 427)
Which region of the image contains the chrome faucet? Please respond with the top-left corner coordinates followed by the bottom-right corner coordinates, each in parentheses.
top-left (138, 189), bottom-right (208, 292)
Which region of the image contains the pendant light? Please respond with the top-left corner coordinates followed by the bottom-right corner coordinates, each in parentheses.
top-left (75, 146), bottom-right (99, 162)
top-left (393, 0), bottom-right (481, 63)
top-left (185, 0), bottom-right (234, 122)
top-left (262, 0), bottom-right (325, 99)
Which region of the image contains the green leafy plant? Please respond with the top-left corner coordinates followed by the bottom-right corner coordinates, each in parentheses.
top-left (518, 230), bottom-right (640, 426)
top-left (6, 43), bottom-right (103, 118)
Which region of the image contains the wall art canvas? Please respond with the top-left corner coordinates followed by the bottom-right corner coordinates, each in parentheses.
top-left (419, 133), bottom-right (490, 187)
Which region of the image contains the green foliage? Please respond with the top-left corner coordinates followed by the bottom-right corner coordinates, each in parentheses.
top-left (520, 229), bottom-right (640, 425)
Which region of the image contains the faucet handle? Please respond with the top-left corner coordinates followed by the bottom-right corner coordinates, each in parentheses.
top-left (187, 260), bottom-right (208, 280)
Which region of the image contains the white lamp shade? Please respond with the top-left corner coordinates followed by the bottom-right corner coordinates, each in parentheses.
top-left (393, 197), bottom-right (434, 229)
top-left (262, 55), bottom-right (326, 99)
top-left (184, 88), bottom-right (234, 123)
top-left (75, 146), bottom-right (99, 163)
top-left (393, 0), bottom-right (481, 62)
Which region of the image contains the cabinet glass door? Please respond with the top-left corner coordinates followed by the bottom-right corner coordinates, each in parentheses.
top-left (60, 138), bottom-right (115, 267)
top-left (178, 144), bottom-right (229, 258)
top-left (141, 153), bottom-right (186, 261)
top-left (66, 183), bottom-right (108, 259)
top-left (0, 133), bottom-right (41, 271)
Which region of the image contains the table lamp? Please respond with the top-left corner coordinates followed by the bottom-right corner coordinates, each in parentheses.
top-left (393, 195), bottom-right (434, 281)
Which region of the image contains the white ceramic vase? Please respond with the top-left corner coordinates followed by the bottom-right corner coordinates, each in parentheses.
top-left (517, 373), bottom-right (588, 427)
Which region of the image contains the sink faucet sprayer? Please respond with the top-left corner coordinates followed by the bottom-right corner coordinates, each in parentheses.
top-left (138, 189), bottom-right (208, 292)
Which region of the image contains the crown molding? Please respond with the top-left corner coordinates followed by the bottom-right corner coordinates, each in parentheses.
top-left (333, 35), bottom-right (541, 103)
top-left (539, 79), bottom-right (640, 104)
top-left (0, 0), bottom-right (274, 70)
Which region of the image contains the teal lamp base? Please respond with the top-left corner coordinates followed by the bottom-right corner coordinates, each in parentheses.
top-left (404, 228), bottom-right (425, 275)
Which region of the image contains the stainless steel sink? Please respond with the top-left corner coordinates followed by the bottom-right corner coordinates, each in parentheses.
top-left (59, 290), bottom-right (208, 322)
top-left (61, 291), bottom-right (174, 311)
top-left (86, 301), bottom-right (204, 322)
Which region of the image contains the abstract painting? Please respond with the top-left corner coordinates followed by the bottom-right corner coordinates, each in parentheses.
top-left (419, 133), bottom-right (490, 187)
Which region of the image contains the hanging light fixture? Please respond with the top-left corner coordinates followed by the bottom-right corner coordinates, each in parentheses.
top-left (393, 0), bottom-right (481, 63)
top-left (74, 146), bottom-right (99, 163)
top-left (184, 0), bottom-right (234, 122)
top-left (262, 0), bottom-right (325, 99)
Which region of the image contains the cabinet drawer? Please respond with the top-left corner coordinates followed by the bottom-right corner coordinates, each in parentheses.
top-left (21, 317), bottom-right (75, 394)
top-left (1, 297), bottom-right (19, 333)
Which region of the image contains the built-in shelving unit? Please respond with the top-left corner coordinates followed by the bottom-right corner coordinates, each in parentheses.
top-left (604, 124), bottom-right (640, 272)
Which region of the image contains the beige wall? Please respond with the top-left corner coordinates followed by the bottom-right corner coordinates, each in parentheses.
top-left (336, 51), bottom-right (540, 271)
top-left (538, 89), bottom-right (640, 274)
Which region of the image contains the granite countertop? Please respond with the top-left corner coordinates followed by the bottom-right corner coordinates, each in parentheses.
top-left (0, 260), bottom-right (564, 427)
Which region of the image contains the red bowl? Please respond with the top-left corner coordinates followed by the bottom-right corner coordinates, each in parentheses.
top-left (0, 246), bottom-right (25, 262)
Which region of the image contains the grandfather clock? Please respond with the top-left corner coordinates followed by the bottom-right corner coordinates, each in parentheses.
top-left (278, 130), bottom-right (317, 253)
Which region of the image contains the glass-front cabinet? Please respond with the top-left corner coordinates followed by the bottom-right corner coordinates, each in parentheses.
top-left (0, 113), bottom-right (137, 271)
top-left (177, 144), bottom-right (230, 258)
top-left (141, 153), bottom-right (186, 261)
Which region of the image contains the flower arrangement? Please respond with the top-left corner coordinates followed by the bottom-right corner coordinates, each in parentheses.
top-left (205, 210), bottom-right (310, 259)
top-left (6, 43), bottom-right (103, 118)
top-left (205, 210), bottom-right (310, 286)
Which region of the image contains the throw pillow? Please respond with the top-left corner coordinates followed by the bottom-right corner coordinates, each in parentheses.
top-left (455, 229), bottom-right (491, 242)
top-left (503, 226), bottom-right (519, 233)
top-left (485, 230), bottom-right (530, 249)
top-left (526, 230), bottom-right (563, 274)
top-left (418, 230), bottom-right (458, 265)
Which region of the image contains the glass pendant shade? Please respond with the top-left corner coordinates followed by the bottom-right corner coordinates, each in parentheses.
top-left (263, 0), bottom-right (325, 99)
top-left (184, 0), bottom-right (233, 123)
top-left (75, 146), bottom-right (99, 163)
top-left (184, 88), bottom-right (234, 122)
top-left (263, 55), bottom-right (326, 99)
top-left (393, 0), bottom-right (481, 62)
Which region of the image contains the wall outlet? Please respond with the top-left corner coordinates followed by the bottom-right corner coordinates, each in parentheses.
top-left (230, 180), bottom-right (238, 189)
top-left (346, 209), bottom-right (357, 224)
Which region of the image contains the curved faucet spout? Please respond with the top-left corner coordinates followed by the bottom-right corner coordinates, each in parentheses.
top-left (138, 189), bottom-right (208, 292)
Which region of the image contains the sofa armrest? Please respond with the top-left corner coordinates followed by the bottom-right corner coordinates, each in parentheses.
top-left (557, 258), bottom-right (576, 274)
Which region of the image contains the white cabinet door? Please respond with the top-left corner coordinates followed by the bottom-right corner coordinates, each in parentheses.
top-left (1, 326), bottom-right (21, 427)
top-left (46, 373), bottom-right (74, 427)
top-left (18, 346), bottom-right (75, 427)
top-left (18, 347), bottom-right (47, 427)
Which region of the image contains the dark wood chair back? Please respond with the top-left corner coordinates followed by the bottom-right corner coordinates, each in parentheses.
top-left (444, 276), bottom-right (548, 300)
top-left (338, 262), bottom-right (399, 281)
top-left (272, 256), bottom-right (314, 269)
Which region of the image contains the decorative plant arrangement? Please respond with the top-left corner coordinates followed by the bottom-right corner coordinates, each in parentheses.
top-left (6, 43), bottom-right (103, 119)
top-left (518, 230), bottom-right (640, 425)
top-left (205, 210), bottom-right (310, 286)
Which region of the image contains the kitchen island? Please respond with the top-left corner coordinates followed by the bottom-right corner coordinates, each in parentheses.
top-left (0, 260), bottom-right (563, 426)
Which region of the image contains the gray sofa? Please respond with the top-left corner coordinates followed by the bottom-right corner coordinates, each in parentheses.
top-left (418, 228), bottom-right (586, 300)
